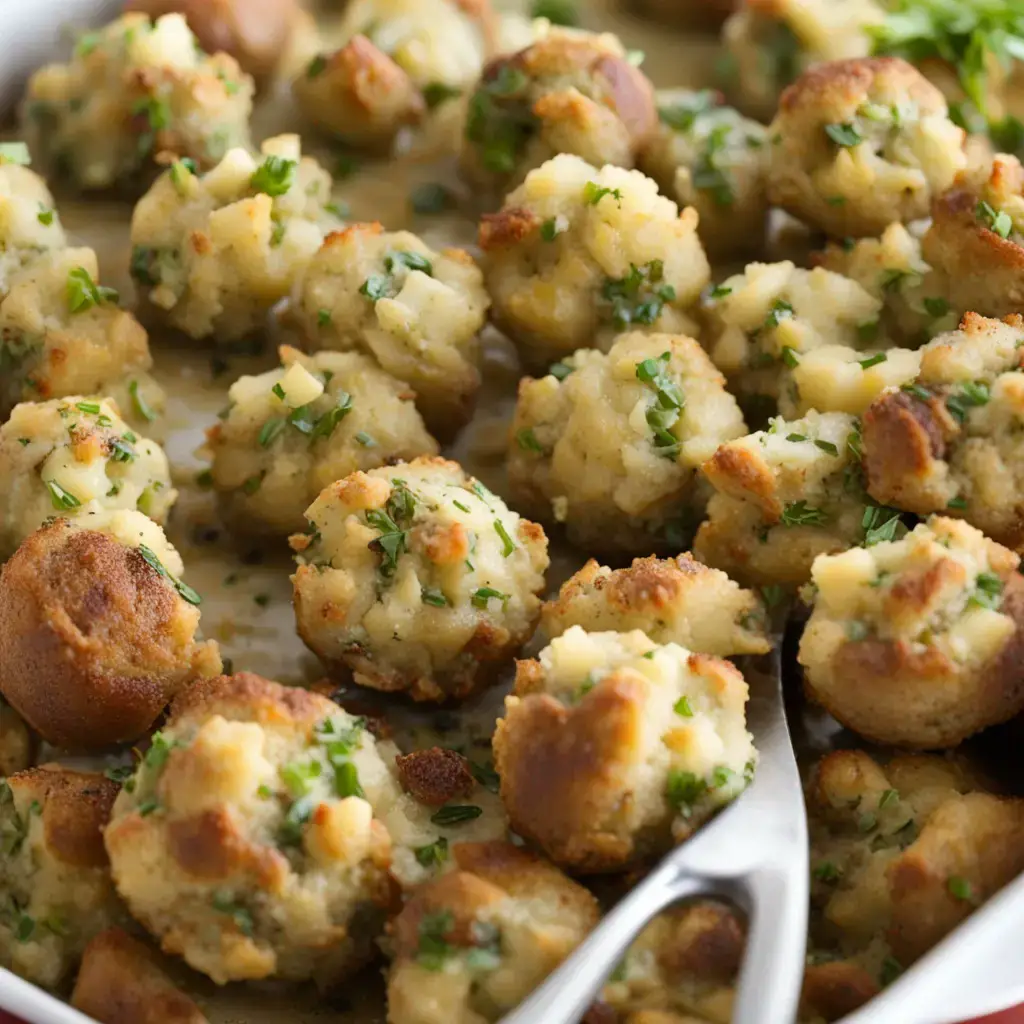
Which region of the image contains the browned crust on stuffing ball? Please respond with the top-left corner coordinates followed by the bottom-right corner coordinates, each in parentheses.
top-left (169, 671), bottom-right (338, 727)
top-left (330, 36), bottom-right (423, 117)
top-left (657, 902), bottom-right (746, 983)
top-left (930, 184), bottom-right (1024, 269)
top-left (801, 961), bottom-right (880, 1022)
top-left (395, 747), bottom-right (475, 807)
top-left (322, 222), bottom-right (386, 252)
top-left (167, 807), bottom-right (284, 883)
top-left (701, 443), bottom-right (781, 520)
top-left (479, 207), bottom-right (542, 250)
top-left (0, 522), bottom-right (219, 752)
top-left (71, 928), bottom-right (209, 1024)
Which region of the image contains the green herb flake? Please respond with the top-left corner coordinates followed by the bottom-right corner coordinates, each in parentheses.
top-left (37, 205), bottom-right (54, 226)
top-left (45, 479), bottom-right (81, 511)
top-left (472, 587), bottom-right (509, 609)
top-left (422, 586), bottom-right (449, 607)
top-left (416, 910), bottom-right (455, 970)
top-left (211, 892), bottom-right (255, 936)
top-left (250, 155), bottom-right (297, 197)
top-left (411, 182), bottom-right (453, 214)
top-left (431, 805), bottom-right (483, 826)
top-left (414, 837), bottom-right (450, 867)
top-left (129, 379), bottom-right (156, 422)
top-left (67, 266), bottom-right (118, 314)
top-left (814, 439), bottom-right (839, 455)
top-left (859, 352), bottom-right (888, 370)
top-left (666, 769), bottom-right (707, 818)
top-left (825, 122), bottom-right (863, 147)
top-left (780, 501), bottom-right (828, 527)
top-left (969, 571), bottom-right (1004, 611)
top-left (516, 427), bottom-right (543, 453)
top-left (530, 0), bottom-right (579, 25)
top-left (494, 519), bottom-right (517, 556)
top-left (813, 861), bottom-right (842, 883)
top-left (673, 695), bottom-right (694, 717)
top-left (947, 875), bottom-right (974, 902)
top-left (582, 181), bottom-right (624, 207)
top-left (977, 200), bottom-right (1013, 239)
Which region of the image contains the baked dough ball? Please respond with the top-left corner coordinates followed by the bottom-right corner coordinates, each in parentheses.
top-left (922, 154), bottom-right (1024, 319)
top-left (0, 700), bottom-right (34, 777)
top-left (721, 0), bottom-right (885, 123)
top-left (291, 458), bottom-right (549, 702)
top-left (104, 672), bottom-right (398, 986)
top-left (541, 554), bottom-right (771, 657)
top-left (508, 331), bottom-right (746, 556)
top-left (205, 346), bottom-right (438, 537)
top-left (0, 155), bottom-right (66, 294)
top-left (693, 411), bottom-right (871, 588)
top-left (807, 749), bottom-right (1024, 968)
top-left (861, 313), bottom-right (1024, 550)
top-left (0, 395), bottom-right (175, 559)
top-left (0, 247), bottom-right (163, 424)
top-left (289, 223), bottom-right (488, 437)
top-left (481, 154), bottom-right (710, 371)
top-left (460, 26), bottom-right (657, 197)
top-left (72, 928), bottom-right (208, 1024)
top-left (386, 841), bottom-right (599, 1024)
top-left (767, 58), bottom-right (966, 239)
top-left (799, 516), bottom-right (1024, 748)
top-left (130, 134), bottom-right (344, 343)
top-left (0, 767), bottom-right (121, 989)
top-left (629, 0), bottom-right (736, 30)
top-left (21, 13), bottom-right (253, 193)
top-left (0, 513), bottom-right (221, 751)
top-left (494, 626), bottom-right (756, 872)
top-left (640, 89), bottom-right (769, 260)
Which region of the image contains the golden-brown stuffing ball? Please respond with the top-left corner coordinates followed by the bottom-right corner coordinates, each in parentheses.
top-left (0, 246), bottom-right (163, 425)
top-left (461, 25), bottom-right (657, 197)
top-left (288, 223), bottom-right (489, 437)
top-left (71, 927), bottom-right (209, 1024)
top-left (799, 516), bottom-right (1024, 749)
top-left (494, 626), bottom-right (756, 873)
top-left (21, 14), bottom-right (253, 193)
top-left (130, 134), bottom-right (345, 343)
top-left (0, 700), bottom-right (35, 776)
top-left (0, 395), bottom-right (175, 560)
top-left (541, 554), bottom-right (770, 657)
top-left (630, 0), bottom-right (736, 31)
top-left (861, 313), bottom-right (1024, 550)
top-left (508, 331), bottom-right (746, 556)
top-left (481, 154), bottom-right (709, 371)
top-left (0, 767), bottom-right (122, 989)
top-left (291, 457), bottom-right (549, 703)
top-left (103, 672), bottom-right (398, 986)
top-left (204, 346), bottom-right (438, 537)
top-left (693, 411), bottom-right (873, 589)
top-left (0, 513), bottom-right (220, 751)
top-left (386, 841), bottom-right (599, 1024)
top-left (721, 0), bottom-right (885, 123)
top-left (0, 153), bottom-right (66, 292)
top-left (640, 89), bottom-right (769, 260)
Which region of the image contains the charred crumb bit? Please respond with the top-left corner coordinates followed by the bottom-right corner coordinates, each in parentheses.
top-left (395, 747), bottom-right (475, 807)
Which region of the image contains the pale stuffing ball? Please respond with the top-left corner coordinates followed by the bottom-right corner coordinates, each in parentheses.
top-left (480, 154), bottom-right (710, 371)
top-left (541, 554), bottom-right (771, 657)
top-left (0, 246), bottom-right (163, 425)
top-left (289, 223), bottom-right (488, 437)
top-left (494, 626), bottom-right (756, 873)
top-left (0, 395), bottom-right (175, 560)
top-left (291, 457), bottom-right (549, 702)
top-left (507, 331), bottom-right (746, 556)
top-left (922, 153), bottom-right (1024, 320)
top-left (103, 672), bottom-right (398, 986)
top-left (0, 512), bottom-right (221, 751)
top-left (129, 134), bottom-right (345, 342)
top-left (799, 515), bottom-right (1024, 749)
top-left (861, 313), bottom-right (1024, 551)
top-left (0, 767), bottom-right (122, 989)
top-left (460, 25), bottom-right (657, 196)
top-left (386, 841), bottom-right (599, 1024)
top-left (640, 89), bottom-right (769, 260)
top-left (205, 346), bottom-right (438, 537)
top-left (21, 13), bottom-right (253, 193)
top-left (767, 58), bottom-right (966, 239)
top-left (693, 410), bottom-right (874, 589)
top-left (0, 700), bottom-right (34, 777)
top-left (721, 0), bottom-right (886, 122)
top-left (0, 153), bottom-right (66, 293)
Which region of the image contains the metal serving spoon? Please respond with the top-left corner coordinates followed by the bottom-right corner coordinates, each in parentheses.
top-left (500, 650), bottom-right (809, 1024)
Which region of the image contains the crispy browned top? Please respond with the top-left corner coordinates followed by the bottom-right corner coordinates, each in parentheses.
top-left (395, 747), bottom-right (475, 807)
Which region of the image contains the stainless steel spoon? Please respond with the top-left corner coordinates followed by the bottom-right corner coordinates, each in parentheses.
top-left (499, 650), bottom-right (809, 1024)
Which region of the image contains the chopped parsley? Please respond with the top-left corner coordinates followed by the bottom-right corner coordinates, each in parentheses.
top-left (780, 501), bottom-right (828, 527)
top-left (516, 427), bottom-right (543, 453)
top-left (540, 216), bottom-right (567, 242)
top-left (764, 298), bottom-right (794, 330)
top-left (414, 837), bottom-right (449, 867)
top-left (635, 351), bottom-right (685, 459)
top-left (600, 260), bottom-right (675, 329)
top-left (37, 206), bottom-right (54, 226)
top-left (549, 361), bottom-right (573, 380)
top-left (673, 696), bottom-right (694, 717)
top-left (582, 181), bottom-right (623, 207)
top-left (366, 508), bottom-right (409, 578)
top-left (814, 439), bottom-right (839, 455)
top-left (45, 480), bottom-right (81, 511)
top-left (666, 769), bottom-right (707, 819)
top-left (67, 266), bottom-right (118, 314)
top-left (824, 122), bottom-right (863, 147)
top-left (421, 587), bottom-right (449, 607)
top-left (129, 379), bottom-right (156, 422)
top-left (472, 587), bottom-right (510, 609)
top-left (465, 65), bottom-right (535, 174)
top-left (813, 861), bottom-right (842, 883)
top-left (137, 544), bottom-right (202, 605)
top-left (658, 90), bottom-right (719, 132)
top-left (947, 875), bottom-right (974, 902)
top-left (977, 200), bottom-right (1013, 238)
top-left (924, 296), bottom-right (951, 318)
top-left (430, 804), bottom-right (483, 826)
top-left (858, 352), bottom-right (888, 370)
top-left (494, 519), bottom-right (517, 556)
top-left (422, 82), bottom-right (463, 109)
top-left (417, 910), bottom-right (455, 970)
top-left (945, 380), bottom-right (990, 424)
top-left (306, 54), bottom-right (327, 78)
top-left (862, 506), bottom-right (905, 546)
top-left (250, 156), bottom-right (296, 197)
top-left (968, 571), bottom-right (1003, 611)
top-left (211, 892), bottom-right (255, 936)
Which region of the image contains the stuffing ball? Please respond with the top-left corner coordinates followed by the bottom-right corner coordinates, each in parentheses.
top-left (386, 841), bottom-right (599, 1024)
top-left (205, 346), bottom-right (438, 537)
top-left (0, 395), bottom-right (175, 560)
top-left (922, 154), bottom-right (1024, 320)
top-left (508, 331), bottom-right (746, 556)
top-left (0, 513), bottom-right (221, 751)
top-left (494, 626), bottom-right (756, 872)
top-left (0, 154), bottom-right (66, 293)
top-left (291, 458), bottom-right (549, 702)
top-left (767, 58), bottom-right (966, 239)
top-left (0, 246), bottom-right (163, 424)
top-left (0, 700), bottom-right (35, 776)
top-left (481, 154), bottom-right (710, 371)
top-left (541, 554), bottom-right (771, 657)
top-left (640, 89), bottom-right (769, 260)
top-left (21, 14), bottom-right (253, 193)
top-left (861, 313), bottom-right (1024, 550)
top-left (103, 672), bottom-right (398, 986)
top-left (130, 134), bottom-right (345, 343)
top-left (807, 749), bottom-right (1024, 968)
top-left (72, 927), bottom-right (208, 1024)
top-left (799, 516), bottom-right (1024, 749)
top-left (289, 223), bottom-right (489, 437)
top-left (460, 26), bottom-right (657, 197)
top-left (693, 410), bottom-right (872, 589)
top-left (0, 767), bottom-right (122, 989)
top-left (722, 0), bottom-right (885, 123)
top-left (629, 0), bottom-right (736, 30)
